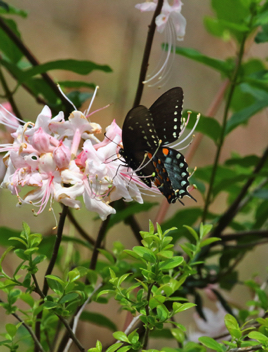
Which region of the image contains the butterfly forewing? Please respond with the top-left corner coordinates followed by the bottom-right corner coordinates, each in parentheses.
top-left (149, 87), bottom-right (184, 145)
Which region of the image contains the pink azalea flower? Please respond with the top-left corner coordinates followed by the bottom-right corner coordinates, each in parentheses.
top-left (135, 0), bottom-right (186, 86)
top-left (0, 89), bottom-right (147, 222)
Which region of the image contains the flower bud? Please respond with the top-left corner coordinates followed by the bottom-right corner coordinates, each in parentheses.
top-left (53, 141), bottom-right (71, 169)
top-left (31, 127), bottom-right (51, 153)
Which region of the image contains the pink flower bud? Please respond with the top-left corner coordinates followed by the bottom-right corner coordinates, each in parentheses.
top-left (53, 141), bottom-right (71, 169)
top-left (31, 127), bottom-right (51, 153)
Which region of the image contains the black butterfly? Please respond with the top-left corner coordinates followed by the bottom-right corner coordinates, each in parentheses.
top-left (119, 87), bottom-right (196, 204)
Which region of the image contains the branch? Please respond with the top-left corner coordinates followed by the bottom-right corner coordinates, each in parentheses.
top-left (89, 218), bottom-right (110, 271)
top-left (66, 207), bottom-right (95, 246)
top-left (202, 32), bottom-right (248, 222)
top-left (133, 0), bottom-right (164, 107)
top-left (63, 283), bottom-right (103, 352)
top-left (43, 205), bottom-right (68, 295)
top-left (229, 345), bottom-right (263, 352)
top-left (35, 205), bottom-right (68, 351)
top-left (0, 301), bottom-right (45, 352)
top-left (0, 67), bottom-right (23, 121)
top-left (212, 146), bottom-right (268, 238)
top-left (0, 16), bottom-right (71, 113)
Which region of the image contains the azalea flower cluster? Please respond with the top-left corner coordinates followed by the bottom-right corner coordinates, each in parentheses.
top-left (0, 95), bottom-right (146, 222)
top-left (136, 0), bottom-right (186, 86)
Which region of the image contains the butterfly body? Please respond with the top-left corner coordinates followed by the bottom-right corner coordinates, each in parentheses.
top-left (119, 87), bottom-right (196, 204)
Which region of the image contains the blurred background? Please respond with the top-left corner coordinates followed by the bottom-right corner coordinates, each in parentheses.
top-left (0, 0), bottom-right (267, 350)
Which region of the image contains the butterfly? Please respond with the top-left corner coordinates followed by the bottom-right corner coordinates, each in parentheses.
top-left (119, 87), bottom-right (196, 204)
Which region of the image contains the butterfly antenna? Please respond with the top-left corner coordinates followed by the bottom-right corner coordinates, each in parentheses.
top-left (57, 84), bottom-right (77, 111)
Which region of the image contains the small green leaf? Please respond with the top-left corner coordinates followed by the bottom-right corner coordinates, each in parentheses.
top-left (173, 302), bottom-right (196, 314)
top-left (59, 292), bottom-right (79, 304)
top-left (18, 59), bottom-right (112, 84)
top-left (200, 237), bottom-right (221, 247)
top-left (174, 47), bottom-right (232, 75)
top-left (183, 225), bottom-right (199, 242)
top-left (106, 343), bottom-right (123, 352)
top-left (113, 331), bottom-right (130, 343)
top-left (159, 256), bottom-right (184, 270)
top-left (199, 336), bottom-right (224, 352)
top-left (5, 324), bottom-right (17, 338)
top-left (248, 331), bottom-right (268, 344)
top-left (132, 247), bottom-right (156, 263)
top-left (224, 314), bottom-right (241, 339)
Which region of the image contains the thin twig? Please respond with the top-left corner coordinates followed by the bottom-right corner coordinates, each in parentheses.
top-left (67, 207), bottom-right (95, 246)
top-left (35, 205), bottom-right (68, 351)
top-left (0, 300), bottom-right (45, 352)
top-left (43, 205), bottom-right (68, 295)
top-left (0, 16), bottom-right (71, 113)
top-left (57, 315), bottom-right (86, 352)
top-left (202, 31), bottom-right (248, 222)
top-left (212, 147), bottom-right (268, 238)
top-left (0, 67), bottom-right (23, 121)
top-left (63, 283), bottom-right (103, 352)
top-left (133, 0), bottom-right (164, 107)
top-left (89, 218), bottom-right (110, 271)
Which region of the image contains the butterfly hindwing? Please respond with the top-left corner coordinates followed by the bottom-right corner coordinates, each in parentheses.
top-left (148, 147), bottom-right (196, 203)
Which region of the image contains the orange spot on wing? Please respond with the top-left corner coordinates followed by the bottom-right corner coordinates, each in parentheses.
top-left (148, 152), bottom-right (153, 159)
top-left (162, 148), bottom-right (169, 156)
top-left (154, 179), bottom-right (161, 186)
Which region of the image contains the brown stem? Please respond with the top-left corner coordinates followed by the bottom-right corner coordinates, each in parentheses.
top-left (212, 146), bottom-right (268, 238)
top-left (133, 0), bottom-right (164, 107)
top-left (0, 67), bottom-right (23, 121)
top-left (0, 16), bottom-right (71, 112)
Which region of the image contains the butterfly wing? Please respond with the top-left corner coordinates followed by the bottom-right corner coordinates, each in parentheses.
top-left (148, 146), bottom-right (196, 204)
top-left (149, 87), bottom-right (184, 145)
top-left (120, 105), bottom-right (160, 187)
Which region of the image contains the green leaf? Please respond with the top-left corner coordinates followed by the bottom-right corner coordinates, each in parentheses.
top-left (59, 292), bottom-right (79, 304)
top-left (116, 347), bottom-right (131, 352)
top-left (132, 247), bottom-right (156, 263)
top-left (157, 305), bottom-right (169, 322)
top-left (200, 237), bottom-right (221, 247)
top-left (173, 302), bottom-right (196, 314)
top-left (159, 256), bottom-right (184, 270)
top-left (255, 24), bottom-right (268, 43)
top-left (224, 314), bottom-right (241, 339)
top-left (184, 112), bottom-right (221, 143)
top-left (0, 246), bottom-right (14, 270)
top-left (81, 311), bottom-right (117, 331)
top-left (248, 331), bottom-right (268, 344)
top-left (98, 249), bottom-right (115, 264)
top-left (183, 225), bottom-right (199, 242)
top-left (113, 331), bottom-right (130, 343)
top-left (199, 336), bottom-right (224, 352)
top-left (106, 343), bottom-right (123, 352)
top-left (5, 324), bottom-right (17, 338)
top-left (0, 18), bottom-right (23, 63)
top-left (58, 80), bottom-right (96, 89)
top-left (200, 223), bottom-right (213, 239)
top-left (68, 268), bottom-right (81, 282)
top-left (174, 47), bottom-right (232, 75)
top-left (0, 3), bottom-right (27, 16)
top-left (225, 99), bottom-right (268, 134)
top-left (18, 59), bottom-right (112, 83)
